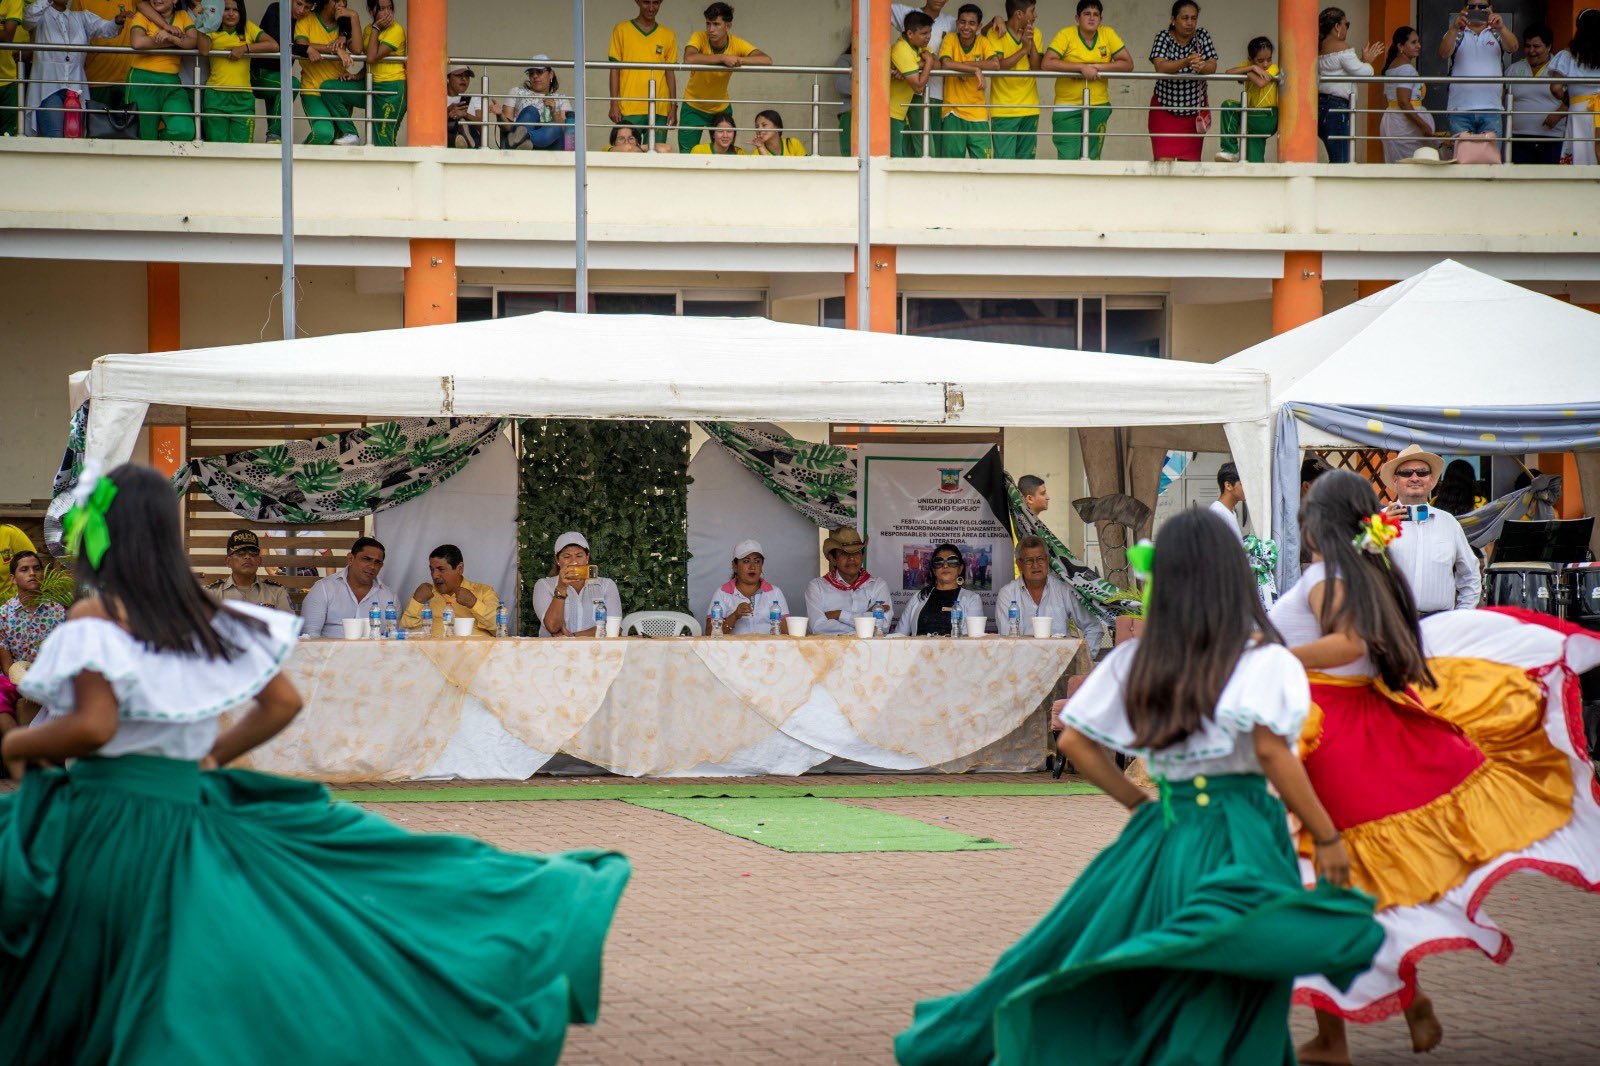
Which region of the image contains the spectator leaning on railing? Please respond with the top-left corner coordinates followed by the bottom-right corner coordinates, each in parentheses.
top-left (984, 0), bottom-right (1042, 160)
top-left (295, 0), bottom-right (363, 145)
top-left (833, 37), bottom-right (852, 154)
top-left (1438, 2), bottom-right (1515, 140)
top-left (1, 0), bottom-right (23, 136)
top-left (1550, 9), bottom-right (1600, 166)
top-left (1505, 21), bottom-right (1563, 164)
top-left (23, 0), bottom-right (128, 137)
top-left (680, 2), bottom-right (768, 154)
top-left (342, 0), bottom-right (405, 147)
top-left (1316, 6), bottom-right (1382, 163)
top-left (197, 0), bottom-right (277, 144)
top-left (1044, 0), bottom-right (1133, 162)
top-left (1147, 0), bottom-right (1216, 162)
top-left (127, 0), bottom-right (199, 142)
top-left (936, 4), bottom-right (996, 160)
top-left (1379, 25), bottom-right (1435, 164)
top-left (892, 1), bottom-right (954, 159)
top-left (252, 0), bottom-right (310, 144)
top-left (889, 8), bottom-right (934, 158)
top-left (1215, 35), bottom-right (1278, 163)
top-left (79, 0), bottom-right (137, 110)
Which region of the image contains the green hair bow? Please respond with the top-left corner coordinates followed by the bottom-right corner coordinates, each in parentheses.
top-left (1126, 539), bottom-right (1154, 617)
top-left (64, 473), bottom-right (118, 568)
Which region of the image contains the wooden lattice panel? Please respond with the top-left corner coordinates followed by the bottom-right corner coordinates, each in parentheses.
top-left (184, 410), bottom-right (371, 604)
top-left (1313, 448), bottom-right (1392, 487)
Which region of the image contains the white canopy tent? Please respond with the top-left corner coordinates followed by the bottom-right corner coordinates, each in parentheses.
top-left (78, 311), bottom-right (1275, 531)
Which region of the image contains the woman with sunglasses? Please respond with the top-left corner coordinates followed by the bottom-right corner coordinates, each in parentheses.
top-left (1278, 471), bottom-right (1600, 1062)
top-left (896, 543), bottom-right (983, 636)
top-left (489, 54), bottom-right (574, 151)
top-left (1316, 7), bottom-right (1384, 163)
top-left (896, 509), bottom-right (1382, 1065)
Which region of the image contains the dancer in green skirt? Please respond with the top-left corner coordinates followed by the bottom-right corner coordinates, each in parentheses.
top-left (0, 464), bottom-right (630, 1065)
top-left (895, 507), bottom-right (1383, 1066)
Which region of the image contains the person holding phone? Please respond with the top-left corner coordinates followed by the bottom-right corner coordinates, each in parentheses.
top-left (1438, 2), bottom-right (1516, 139)
top-left (1377, 445), bottom-right (1478, 617)
top-left (532, 531), bottom-right (622, 638)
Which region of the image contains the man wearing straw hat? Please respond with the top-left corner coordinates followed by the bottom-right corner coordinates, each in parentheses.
top-left (805, 527), bottom-right (894, 635)
top-left (1380, 444), bottom-right (1479, 616)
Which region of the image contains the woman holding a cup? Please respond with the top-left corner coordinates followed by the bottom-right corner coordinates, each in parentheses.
top-left (532, 532), bottom-right (623, 638)
top-left (896, 544), bottom-right (984, 637)
top-left (706, 540), bottom-right (790, 636)
top-left (995, 536), bottom-right (1106, 648)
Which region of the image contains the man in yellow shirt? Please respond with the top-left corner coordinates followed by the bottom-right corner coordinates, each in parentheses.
top-left (0, 524), bottom-right (34, 605)
top-left (680, 2), bottom-right (768, 153)
top-left (890, 10), bottom-right (935, 157)
top-left (984, 0), bottom-right (1042, 159)
top-left (1042, 0), bottom-right (1133, 160)
top-left (937, 4), bottom-right (995, 158)
top-left (1217, 35), bottom-right (1278, 162)
top-left (399, 544), bottom-right (502, 637)
top-left (608, 0), bottom-right (677, 146)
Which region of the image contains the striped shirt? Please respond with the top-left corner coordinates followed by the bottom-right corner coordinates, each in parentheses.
top-left (1386, 509), bottom-right (1479, 613)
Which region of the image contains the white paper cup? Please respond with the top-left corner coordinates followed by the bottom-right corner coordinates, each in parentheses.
top-left (853, 616), bottom-right (875, 638)
top-left (341, 617), bottom-right (365, 640)
top-left (786, 616), bottom-right (810, 637)
top-left (1031, 616), bottom-right (1053, 639)
top-left (453, 617), bottom-right (476, 638)
top-left (606, 616), bottom-right (623, 638)
top-left (965, 615), bottom-right (988, 638)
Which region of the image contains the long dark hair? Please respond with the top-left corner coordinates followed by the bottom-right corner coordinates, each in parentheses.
top-left (1383, 25), bottom-right (1415, 72)
top-left (1125, 508), bottom-right (1281, 750)
top-left (1432, 459), bottom-right (1478, 517)
top-left (1301, 470), bottom-right (1432, 690)
top-left (1318, 7), bottom-right (1346, 45)
top-left (1574, 9), bottom-right (1600, 70)
top-left (88, 464), bottom-right (263, 659)
top-left (930, 542), bottom-right (965, 586)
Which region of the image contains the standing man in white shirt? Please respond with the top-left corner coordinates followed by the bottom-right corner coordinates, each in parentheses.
top-left (1208, 462), bottom-right (1246, 542)
top-left (299, 537), bottom-right (395, 637)
top-left (1439, 2), bottom-right (1517, 138)
top-left (1505, 22), bottom-right (1565, 164)
top-left (1380, 445), bottom-right (1480, 616)
top-left (805, 527), bottom-right (893, 635)
top-left (892, 1), bottom-right (956, 156)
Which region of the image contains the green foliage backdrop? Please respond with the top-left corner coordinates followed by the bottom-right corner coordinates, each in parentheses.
top-left (516, 419), bottom-right (691, 635)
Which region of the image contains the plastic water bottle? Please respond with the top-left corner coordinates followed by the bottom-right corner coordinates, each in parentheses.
top-left (420, 602), bottom-right (433, 636)
top-left (383, 600), bottom-right (397, 638)
top-left (709, 600), bottom-right (724, 637)
top-left (63, 90), bottom-right (83, 139)
top-left (495, 603), bottom-right (508, 638)
top-left (441, 601), bottom-right (455, 637)
top-left (1007, 600), bottom-right (1021, 637)
top-left (395, 624), bottom-right (407, 641)
top-left (368, 602), bottom-right (382, 639)
top-left (872, 602), bottom-right (887, 636)
top-left (951, 599), bottom-right (965, 639)
top-left (768, 600), bottom-right (782, 636)
top-left (593, 597), bottom-right (607, 638)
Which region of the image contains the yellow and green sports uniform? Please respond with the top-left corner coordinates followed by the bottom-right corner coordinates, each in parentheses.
top-left (679, 29), bottom-right (757, 152)
top-left (985, 25), bottom-right (1042, 159)
top-left (889, 36), bottom-right (927, 158)
top-left (937, 32), bottom-right (994, 159)
top-left (1046, 24), bottom-right (1126, 160)
top-left (339, 20), bottom-right (406, 146)
top-left (0, 0), bottom-right (23, 136)
top-left (202, 21), bottom-right (263, 143)
top-left (295, 11), bottom-right (358, 144)
top-left (1219, 61), bottom-right (1279, 162)
top-left (609, 17), bottom-right (677, 143)
top-left (128, 10), bottom-right (197, 141)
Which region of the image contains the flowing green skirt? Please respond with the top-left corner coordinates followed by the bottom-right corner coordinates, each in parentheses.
top-left (0, 755), bottom-right (630, 1065)
top-left (895, 775), bottom-right (1383, 1066)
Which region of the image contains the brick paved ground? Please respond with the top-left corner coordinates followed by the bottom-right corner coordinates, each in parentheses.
top-left (360, 774), bottom-right (1600, 1065)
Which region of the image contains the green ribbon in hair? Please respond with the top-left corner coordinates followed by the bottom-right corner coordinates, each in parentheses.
top-left (64, 476), bottom-right (118, 567)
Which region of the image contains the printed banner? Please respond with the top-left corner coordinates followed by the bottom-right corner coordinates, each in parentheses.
top-left (859, 444), bottom-right (1014, 621)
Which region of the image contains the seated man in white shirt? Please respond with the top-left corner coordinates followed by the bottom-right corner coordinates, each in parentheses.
top-left (298, 537), bottom-right (395, 637)
top-left (995, 535), bottom-right (1106, 649)
top-left (1208, 462), bottom-right (1246, 541)
top-left (805, 526), bottom-right (893, 635)
top-left (1380, 445), bottom-right (1480, 616)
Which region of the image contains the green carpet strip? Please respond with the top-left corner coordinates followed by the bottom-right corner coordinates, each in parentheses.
top-left (623, 797), bottom-right (1012, 853)
top-left (334, 781), bottom-right (1101, 803)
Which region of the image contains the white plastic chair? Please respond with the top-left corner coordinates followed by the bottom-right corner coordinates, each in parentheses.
top-left (620, 611), bottom-right (703, 637)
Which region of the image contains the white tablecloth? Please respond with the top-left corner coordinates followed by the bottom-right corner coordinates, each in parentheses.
top-left (234, 635), bottom-right (1084, 781)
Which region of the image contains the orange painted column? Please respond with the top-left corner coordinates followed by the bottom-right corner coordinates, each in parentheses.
top-left (1278, 0), bottom-right (1319, 162)
top-left (146, 263), bottom-right (183, 477)
top-left (1547, 2), bottom-right (1580, 47)
top-left (1539, 453), bottom-right (1583, 519)
top-left (403, 0), bottom-right (455, 326)
top-left (1272, 251), bottom-right (1323, 334)
top-left (846, 0), bottom-right (896, 332)
top-left (1366, 0), bottom-right (1410, 161)
top-left (1356, 279), bottom-right (1392, 299)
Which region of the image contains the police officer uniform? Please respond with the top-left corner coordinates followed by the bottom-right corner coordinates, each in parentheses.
top-left (206, 530), bottom-right (294, 613)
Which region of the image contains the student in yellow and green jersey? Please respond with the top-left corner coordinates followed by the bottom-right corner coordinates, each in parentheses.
top-left (1216, 35), bottom-right (1278, 162)
top-left (750, 109), bottom-right (807, 155)
top-left (128, 0), bottom-right (199, 141)
top-left (331, 0), bottom-right (407, 147)
top-left (687, 110), bottom-right (745, 153)
top-left (608, 0), bottom-right (677, 145)
top-left (197, 0), bottom-right (275, 143)
top-left (0, 0), bottom-right (23, 137)
top-left (294, 0), bottom-right (365, 144)
top-left (680, 2), bottom-right (769, 152)
top-left (1042, 0), bottom-right (1133, 160)
top-left (984, 0), bottom-right (1042, 158)
top-left (890, 10), bottom-right (935, 157)
top-left (937, 4), bottom-right (996, 159)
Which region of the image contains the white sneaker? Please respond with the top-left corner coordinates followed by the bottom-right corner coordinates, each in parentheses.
top-left (334, 133), bottom-right (361, 146)
top-left (1213, 150), bottom-right (1238, 162)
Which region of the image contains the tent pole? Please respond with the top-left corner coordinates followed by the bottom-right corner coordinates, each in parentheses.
top-left (279, 0), bottom-right (295, 340)
top-left (854, 0), bottom-right (869, 330)
top-left (574, 0), bottom-right (589, 313)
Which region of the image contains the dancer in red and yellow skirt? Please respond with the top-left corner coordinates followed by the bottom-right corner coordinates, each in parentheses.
top-left (1274, 471), bottom-right (1600, 1063)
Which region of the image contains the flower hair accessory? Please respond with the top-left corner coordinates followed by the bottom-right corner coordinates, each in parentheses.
top-left (63, 462), bottom-right (118, 568)
top-left (1353, 512), bottom-right (1403, 557)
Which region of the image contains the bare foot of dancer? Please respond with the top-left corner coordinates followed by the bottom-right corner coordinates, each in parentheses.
top-left (1297, 1009), bottom-right (1352, 1066)
top-left (1404, 992), bottom-right (1443, 1054)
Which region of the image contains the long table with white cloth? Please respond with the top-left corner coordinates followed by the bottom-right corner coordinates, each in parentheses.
top-left (231, 635), bottom-right (1086, 781)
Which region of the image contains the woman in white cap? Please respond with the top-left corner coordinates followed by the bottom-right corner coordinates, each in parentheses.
top-left (706, 540), bottom-right (789, 636)
top-left (531, 532), bottom-right (621, 637)
top-left (487, 54), bottom-right (574, 150)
